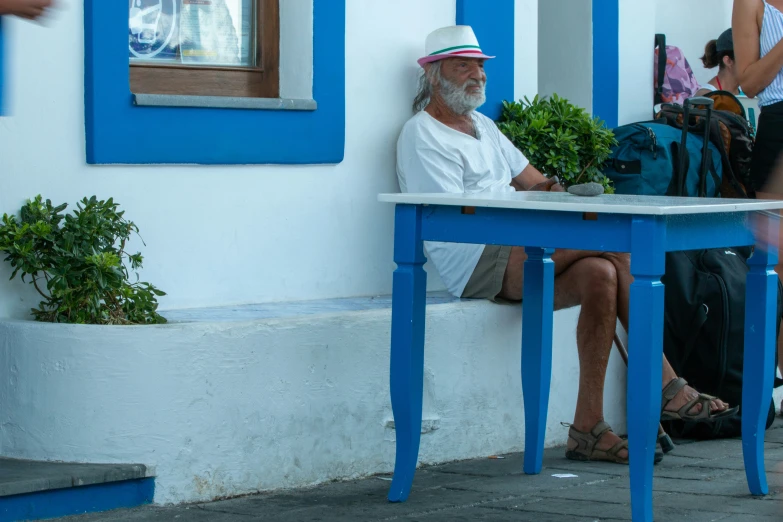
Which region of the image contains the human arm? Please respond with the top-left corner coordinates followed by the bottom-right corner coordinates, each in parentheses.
top-left (693, 86), bottom-right (716, 97)
top-left (510, 163), bottom-right (565, 192)
top-left (0, 0), bottom-right (52, 19)
top-left (493, 118), bottom-right (564, 192)
top-left (733, 0), bottom-right (783, 98)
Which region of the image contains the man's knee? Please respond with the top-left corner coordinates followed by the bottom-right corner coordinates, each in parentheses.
top-left (601, 252), bottom-right (631, 273)
top-left (578, 258), bottom-right (618, 301)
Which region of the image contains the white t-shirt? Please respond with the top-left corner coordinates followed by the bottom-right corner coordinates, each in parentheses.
top-left (396, 111), bottom-right (530, 297)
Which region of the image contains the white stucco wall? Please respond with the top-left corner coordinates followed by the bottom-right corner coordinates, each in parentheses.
top-left (515, 0), bottom-right (538, 101)
top-left (0, 2), bottom-right (745, 319)
top-left (0, 0), bottom-right (543, 319)
top-left (618, 1), bottom-right (656, 125)
top-left (655, 0), bottom-right (734, 86)
top-left (537, 0), bottom-right (593, 112)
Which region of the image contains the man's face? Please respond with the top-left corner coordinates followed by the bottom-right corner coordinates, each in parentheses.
top-left (433, 58), bottom-right (487, 114)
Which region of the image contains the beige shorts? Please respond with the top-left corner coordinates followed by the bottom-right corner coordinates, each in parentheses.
top-left (461, 245), bottom-right (512, 300)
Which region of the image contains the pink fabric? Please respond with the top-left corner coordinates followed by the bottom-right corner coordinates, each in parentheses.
top-left (654, 46), bottom-right (701, 104)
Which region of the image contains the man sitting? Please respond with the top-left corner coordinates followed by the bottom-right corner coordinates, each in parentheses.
top-left (396, 25), bottom-right (738, 464)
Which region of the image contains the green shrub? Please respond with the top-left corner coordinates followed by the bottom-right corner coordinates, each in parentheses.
top-left (497, 94), bottom-right (617, 193)
top-left (0, 195), bottom-right (166, 325)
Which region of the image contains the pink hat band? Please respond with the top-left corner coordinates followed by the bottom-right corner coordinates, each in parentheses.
top-left (417, 46), bottom-right (495, 67)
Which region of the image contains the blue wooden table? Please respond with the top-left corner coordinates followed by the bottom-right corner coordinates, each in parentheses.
top-left (379, 191), bottom-right (783, 522)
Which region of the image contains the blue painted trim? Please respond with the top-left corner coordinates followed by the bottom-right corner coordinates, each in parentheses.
top-left (84, 1), bottom-right (345, 164)
top-left (521, 247), bottom-right (555, 475)
top-left (0, 478), bottom-right (154, 521)
top-left (592, 0), bottom-right (619, 128)
top-left (421, 206), bottom-right (633, 252)
top-left (456, 0), bottom-right (514, 120)
top-left (664, 212), bottom-right (755, 251)
top-left (419, 206), bottom-right (759, 252)
top-left (388, 204), bottom-right (427, 503)
top-left (627, 215), bottom-right (666, 522)
top-left (743, 212), bottom-right (780, 496)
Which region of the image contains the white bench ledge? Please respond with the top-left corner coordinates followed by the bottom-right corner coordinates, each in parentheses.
top-left (0, 294), bottom-right (627, 506)
top-left (161, 292), bottom-right (461, 323)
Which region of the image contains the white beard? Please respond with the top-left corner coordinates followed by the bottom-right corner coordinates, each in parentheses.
top-left (439, 77), bottom-right (486, 115)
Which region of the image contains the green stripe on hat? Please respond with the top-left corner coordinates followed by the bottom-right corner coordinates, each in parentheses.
top-left (428, 44), bottom-right (481, 56)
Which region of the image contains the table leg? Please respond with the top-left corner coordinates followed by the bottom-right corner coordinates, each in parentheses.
top-left (743, 212), bottom-right (779, 496)
top-left (628, 216), bottom-right (666, 522)
top-left (522, 247), bottom-right (555, 475)
top-left (388, 204), bottom-right (427, 503)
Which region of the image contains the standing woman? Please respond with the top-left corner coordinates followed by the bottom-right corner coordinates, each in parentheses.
top-left (734, 0), bottom-right (783, 375)
top-left (734, 0), bottom-right (783, 196)
top-left (694, 29), bottom-right (741, 97)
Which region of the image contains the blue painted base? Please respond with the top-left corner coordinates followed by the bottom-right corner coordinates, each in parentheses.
top-left (0, 478), bottom-right (154, 521)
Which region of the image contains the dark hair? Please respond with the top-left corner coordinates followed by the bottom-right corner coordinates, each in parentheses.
top-left (701, 39), bottom-right (734, 69)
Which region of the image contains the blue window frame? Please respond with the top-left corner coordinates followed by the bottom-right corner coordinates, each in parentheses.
top-left (84, 0), bottom-right (345, 165)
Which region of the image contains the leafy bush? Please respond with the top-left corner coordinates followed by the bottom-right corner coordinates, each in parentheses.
top-left (0, 196), bottom-right (166, 325)
top-left (497, 94), bottom-right (617, 193)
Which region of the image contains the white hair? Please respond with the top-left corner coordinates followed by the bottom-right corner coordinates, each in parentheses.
top-left (412, 61), bottom-right (442, 113)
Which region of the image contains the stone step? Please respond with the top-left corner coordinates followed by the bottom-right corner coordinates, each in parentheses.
top-left (0, 458), bottom-right (154, 521)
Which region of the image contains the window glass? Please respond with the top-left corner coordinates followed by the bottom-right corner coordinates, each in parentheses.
top-left (129, 0), bottom-right (256, 67)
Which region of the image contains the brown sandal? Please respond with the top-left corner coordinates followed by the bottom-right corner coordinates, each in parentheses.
top-left (565, 421), bottom-right (629, 465)
top-left (660, 378), bottom-right (739, 422)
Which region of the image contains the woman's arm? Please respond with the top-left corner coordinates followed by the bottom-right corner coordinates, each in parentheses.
top-left (0, 0), bottom-right (52, 20)
top-left (733, 0), bottom-right (783, 97)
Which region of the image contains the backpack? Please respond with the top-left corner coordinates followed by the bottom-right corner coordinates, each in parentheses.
top-left (656, 94), bottom-right (755, 198)
top-left (660, 247), bottom-right (783, 439)
top-left (607, 98), bottom-right (781, 440)
top-left (602, 122), bottom-right (721, 198)
top-left (654, 34), bottom-right (702, 106)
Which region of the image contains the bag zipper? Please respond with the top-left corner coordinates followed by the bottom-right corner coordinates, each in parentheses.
top-left (697, 251), bottom-right (730, 395)
top-left (712, 270), bottom-right (731, 438)
top-left (633, 124), bottom-right (659, 160)
top-left (713, 273), bottom-right (730, 394)
top-left (648, 127), bottom-right (658, 160)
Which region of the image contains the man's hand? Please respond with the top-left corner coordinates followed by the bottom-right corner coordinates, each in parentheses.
top-left (528, 177), bottom-right (565, 192)
top-left (512, 164), bottom-right (564, 192)
top-left (0, 0), bottom-right (53, 20)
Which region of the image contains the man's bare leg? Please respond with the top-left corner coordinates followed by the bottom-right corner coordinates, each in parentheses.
top-left (500, 247), bottom-right (732, 457)
top-left (500, 247), bottom-right (627, 458)
top-left (600, 253), bottom-right (729, 415)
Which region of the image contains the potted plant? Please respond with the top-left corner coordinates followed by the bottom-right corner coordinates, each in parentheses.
top-left (497, 94), bottom-right (617, 193)
top-left (0, 195), bottom-right (166, 324)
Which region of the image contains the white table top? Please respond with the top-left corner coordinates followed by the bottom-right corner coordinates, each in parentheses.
top-left (378, 192), bottom-right (783, 216)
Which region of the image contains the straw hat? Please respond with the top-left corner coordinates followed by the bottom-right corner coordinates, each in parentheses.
top-left (417, 26), bottom-right (495, 67)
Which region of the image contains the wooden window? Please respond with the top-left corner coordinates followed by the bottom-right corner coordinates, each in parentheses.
top-left (128, 0), bottom-right (279, 98)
